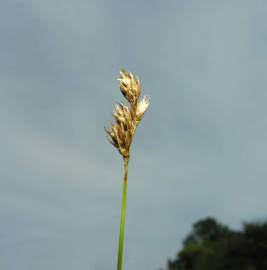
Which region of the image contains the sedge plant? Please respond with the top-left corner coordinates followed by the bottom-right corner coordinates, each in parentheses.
top-left (105, 70), bottom-right (149, 270)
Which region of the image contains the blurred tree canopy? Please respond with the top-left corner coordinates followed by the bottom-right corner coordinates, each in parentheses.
top-left (163, 217), bottom-right (267, 270)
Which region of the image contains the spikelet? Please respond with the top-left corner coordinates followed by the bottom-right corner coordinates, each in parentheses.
top-left (118, 69), bottom-right (141, 105)
top-left (136, 96), bottom-right (150, 126)
top-left (105, 70), bottom-right (149, 159)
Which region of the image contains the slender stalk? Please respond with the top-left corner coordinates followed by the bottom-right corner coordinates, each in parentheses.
top-left (117, 157), bottom-right (129, 270)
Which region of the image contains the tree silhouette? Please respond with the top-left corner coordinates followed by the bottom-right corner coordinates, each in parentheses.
top-left (163, 217), bottom-right (267, 270)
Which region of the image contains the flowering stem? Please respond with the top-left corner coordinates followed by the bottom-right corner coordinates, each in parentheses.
top-left (117, 157), bottom-right (129, 270)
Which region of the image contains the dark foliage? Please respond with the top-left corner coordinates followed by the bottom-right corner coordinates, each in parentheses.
top-left (163, 217), bottom-right (267, 270)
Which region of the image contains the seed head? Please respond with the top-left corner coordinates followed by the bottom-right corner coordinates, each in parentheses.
top-left (105, 69), bottom-right (149, 159)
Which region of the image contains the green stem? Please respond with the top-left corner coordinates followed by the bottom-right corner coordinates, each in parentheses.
top-left (117, 157), bottom-right (129, 270)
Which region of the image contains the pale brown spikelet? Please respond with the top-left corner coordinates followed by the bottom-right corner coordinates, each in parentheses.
top-left (117, 69), bottom-right (141, 105)
top-left (105, 69), bottom-right (149, 159)
top-left (136, 96), bottom-right (150, 126)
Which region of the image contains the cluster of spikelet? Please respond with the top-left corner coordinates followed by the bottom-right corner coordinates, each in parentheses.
top-left (105, 69), bottom-right (149, 159)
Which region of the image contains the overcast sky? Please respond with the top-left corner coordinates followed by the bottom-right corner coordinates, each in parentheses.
top-left (1, 0), bottom-right (267, 269)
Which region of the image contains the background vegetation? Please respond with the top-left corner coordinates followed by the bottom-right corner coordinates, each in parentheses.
top-left (162, 217), bottom-right (267, 270)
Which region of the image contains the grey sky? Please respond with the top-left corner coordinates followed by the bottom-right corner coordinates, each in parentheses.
top-left (1, 0), bottom-right (267, 269)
